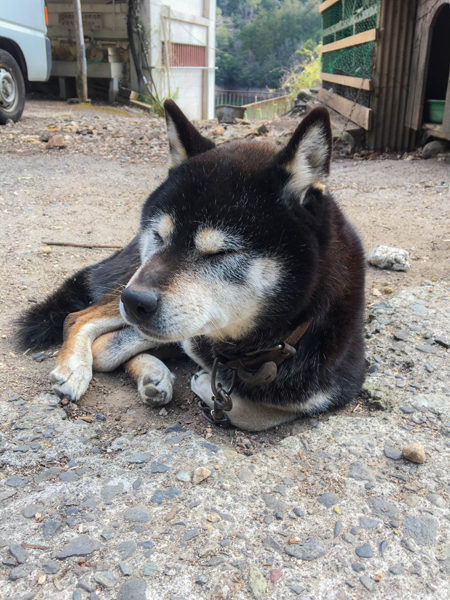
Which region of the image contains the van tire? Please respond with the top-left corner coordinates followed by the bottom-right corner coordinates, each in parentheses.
top-left (0, 49), bottom-right (26, 124)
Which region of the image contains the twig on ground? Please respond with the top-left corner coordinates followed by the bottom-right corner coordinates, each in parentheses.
top-left (42, 241), bottom-right (122, 249)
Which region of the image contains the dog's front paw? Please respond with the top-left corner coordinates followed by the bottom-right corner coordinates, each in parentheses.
top-left (137, 364), bottom-right (174, 407)
top-left (50, 362), bottom-right (92, 402)
top-left (191, 370), bottom-right (213, 406)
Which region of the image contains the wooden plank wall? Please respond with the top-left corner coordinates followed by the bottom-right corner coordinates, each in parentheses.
top-left (368, 0), bottom-right (418, 150)
top-left (405, 0), bottom-right (450, 133)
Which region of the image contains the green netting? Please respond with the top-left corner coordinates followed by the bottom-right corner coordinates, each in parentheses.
top-left (322, 0), bottom-right (380, 80)
top-left (322, 41), bottom-right (375, 79)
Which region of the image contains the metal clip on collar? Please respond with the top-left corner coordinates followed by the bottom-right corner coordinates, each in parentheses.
top-left (199, 358), bottom-right (235, 428)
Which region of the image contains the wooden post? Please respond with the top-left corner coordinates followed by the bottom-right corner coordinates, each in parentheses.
top-left (73, 0), bottom-right (88, 101)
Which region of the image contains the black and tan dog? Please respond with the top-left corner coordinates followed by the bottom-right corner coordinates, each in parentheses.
top-left (17, 101), bottom-right (365, 431)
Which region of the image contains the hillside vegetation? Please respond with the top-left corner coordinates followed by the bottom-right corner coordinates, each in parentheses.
top-left (216, 0), bottom-right (322, 89)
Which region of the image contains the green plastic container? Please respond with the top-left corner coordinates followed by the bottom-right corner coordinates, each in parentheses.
top-left (427, 99), bottom-right (444, 124)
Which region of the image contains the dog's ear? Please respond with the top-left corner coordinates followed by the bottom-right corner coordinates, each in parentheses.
top-left (164, 100), bottom-right (216, 168)
top-left (277, 107), bottom-right (332, 203)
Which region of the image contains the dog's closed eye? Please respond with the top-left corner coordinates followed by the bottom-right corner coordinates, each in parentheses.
top-left (153, 231), bottom-right (164, 244)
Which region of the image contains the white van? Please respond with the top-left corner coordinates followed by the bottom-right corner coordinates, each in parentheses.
top-left (0, 0), bottom-right (51, 123)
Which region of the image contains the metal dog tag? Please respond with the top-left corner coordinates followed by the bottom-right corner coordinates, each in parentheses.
top-left (237, 361), bottom-right (278, 386)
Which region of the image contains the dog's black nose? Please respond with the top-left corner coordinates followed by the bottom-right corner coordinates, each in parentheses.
top-left (121, 287), bottom-right (159, 322)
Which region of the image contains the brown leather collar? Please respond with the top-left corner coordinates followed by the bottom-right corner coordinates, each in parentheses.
top-left (218, 317), bottom-right (313, 387)
top-left (199, 318), bottom-right (313, 427)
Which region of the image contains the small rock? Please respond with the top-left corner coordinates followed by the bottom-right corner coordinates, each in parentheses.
top-left (118, 541), bottom-right (136, 559)
top-left (9, 544), bottom-right (29, 564)
top-left (248, 564), bottom-right (267, 598)
top-left (402, 442), bottom-right (425, 464)
top-left (59, 471), bottom-right (80, 482)
top-left (150, 486), bottom-right (180, 504)
top-left (21, 503), bottom-right (41, 518)
top-left (201, 556), bottom-right (225, 567)
top-left (317, 492), bottom-right (339, 508)
top-left (165, 423), bottom-right (186, 433)
top-left (124, 507), bottom-right (151, 523)
top-left (46, 134), bottom-right (67, 149)
top-left (359, 516), bottom-right (380, 529)
top-left (101, 529), bottom-right (115, 541)
top-left (435, 335), bottom-right (450, 349)
top-left (389, 563), bottom-right (404, 575)
top-left (367, 245), bottom-right (410, 271)
top-left (284, 537), bottom-right (329, 561)
top-left (128, 453), bottom-right (151, 464)
top-left (32, 351), bottom-right (46, 362)
top-left (192, 467), bottom-right (211, 485)
top-left (416, 344), bottom-right (436, 354)
top-left (9, 565), bottom-right (29, 581)
top-left (119, 561), bottom-right (133, 576)
top-left (143, 563), bottom-right (158, 576)
top-left (333, 521), bottom-right (342, 538)
top-left (117, 578), bottom-right (147, 600)
top-left (196, 574), bottom-right (207, 585)
top-left (43, 560), bottom-right (60, 574)
top-left (352, 562), bottom-right (365, 572)
top-left (393, 330), bottom-right (409, 341)
top-left (176, 470), bottom-right (191, 482)
top-left (402, 537), bottom-right (418, 553)
top-left (348, 461), bottom-right (374, 482)
top-left (355, 543), bottom-right (373, 558)
top-left (403, 515), bottom-right (438, 546)
top-left (384, 444), bottom-right (402, 460)
top-left (151, 461), bottom-right (169, 473)
top-left (289, 583), bottom-right (304, 595)
top-left (184, 529), bottom-right (200, 542)
top-left (5, 475), bottom-right (29, 488)
top-left (42, 520), bottom-right (62, 539)
top-left (270, 568), bottom-right (282, 583)
top-left (427, 493), bottom-right (446, 508)
top-left (94, 571), bottom-right (116, 588)
top-left (422, 139), bottom-right (448, 159)
top-left (360, 575), bottom-right (377, 592)
top-left (55, 535), bottom-right (99, 559)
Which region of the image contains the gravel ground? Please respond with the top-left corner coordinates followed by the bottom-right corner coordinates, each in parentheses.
top-left (0, 100), bottom-right (449, 600)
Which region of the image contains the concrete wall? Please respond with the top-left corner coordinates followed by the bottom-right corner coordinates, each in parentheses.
top-left (147, 0), bottom-right (215, 120)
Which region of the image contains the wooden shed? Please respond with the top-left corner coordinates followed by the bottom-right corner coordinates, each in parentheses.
top-left (318, 0), bottom-right (450, 151)
top-left (46, 0), bottom-right (216, 120)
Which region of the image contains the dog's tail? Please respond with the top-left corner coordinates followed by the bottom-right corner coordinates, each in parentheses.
top-left (16, 268), bottom-right (92, 351)
top-left (16, 236), bottom-right (140, 351)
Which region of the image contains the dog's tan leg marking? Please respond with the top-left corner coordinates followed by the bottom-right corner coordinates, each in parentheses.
top-left (92, 327), bottom-right (158, 372)
top-left (191, 371), bottom-right (297, 431)
top-left (125, 353), bottom-right (175, 407)
top-left (50, 293), bottom-right (124, 401)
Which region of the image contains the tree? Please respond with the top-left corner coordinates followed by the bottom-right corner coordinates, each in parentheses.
top-left (216, 0), bottom-right (321, 89)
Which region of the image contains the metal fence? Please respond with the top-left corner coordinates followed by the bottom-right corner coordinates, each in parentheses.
top-left (215, 89), bottom-right (283, 107)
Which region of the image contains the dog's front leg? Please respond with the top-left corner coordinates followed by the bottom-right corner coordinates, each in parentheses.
top-left (125, 353), bottom-right (175, 407)
top-left (50, 293), bottom-right (124, 401)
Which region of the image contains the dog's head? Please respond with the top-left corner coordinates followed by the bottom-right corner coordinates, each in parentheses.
top-left (120, 100), bottom-right (332, 343)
